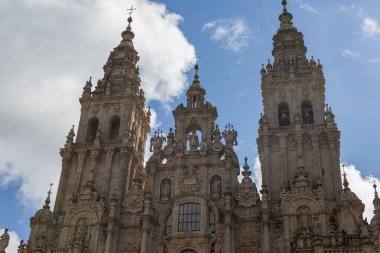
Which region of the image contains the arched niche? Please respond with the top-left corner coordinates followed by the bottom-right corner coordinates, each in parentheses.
top-left (86, 117), bottom-right (99, 142)
top-left (109, 115), bottom-right (121, 140)
top-left (185, 123), bottom-right (202, 152)
top-left (301, 100), bottom-right (314, 124)
top-left (278, 102), bottom-right (290, 126)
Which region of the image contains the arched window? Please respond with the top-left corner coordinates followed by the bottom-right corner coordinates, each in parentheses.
top-left (178, 203), bottom-right (201, 232)
top-left (278, 103), bottom-right (290, 126)
top-left (86, 117), bottom-right (99, 142)
top-left (209, 209), bottom-right (215, 234)
top-left (109, 116), bottom-right (120, 140)
top-left (301, 101), bottom-right (314, 124)
top-left (163, 245), bottom-right (168, 253)
top-left (210, 175), bottom-right (222, 198)
top-left (165, 212), bottom-right (172, 236)
top-left (181, 250), bottom-right (197, 253)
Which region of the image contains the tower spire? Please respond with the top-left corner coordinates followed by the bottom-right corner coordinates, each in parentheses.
top-left (43, 183), bottom-right (53, 209)
top-left (373, 179), bottom-right (380, 211)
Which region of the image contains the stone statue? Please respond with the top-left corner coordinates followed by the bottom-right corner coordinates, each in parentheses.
top-left (188, 130), bottom-right (199, 151)
top-left (211, 175), bottom-right (222, 197)
top-left (297, 206), bottom-right (311, 230)
top-left (75, 218), bottom-right (88, 244)
top-left (0, 229), bottom-right (9, 253)
top-left (160, 179), bottom-right (172, 200)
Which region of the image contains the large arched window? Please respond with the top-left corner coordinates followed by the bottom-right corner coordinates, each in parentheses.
top-left (278, 103), bottom-right (290, 126)
top-left (301, 101), bottom-right (314, 124)
top-left (86, 117), bottom-right (99, 142)
top-left (109, 115), bottom-right (121, 140)
top-left (178, 203), bottom-right (201, 232)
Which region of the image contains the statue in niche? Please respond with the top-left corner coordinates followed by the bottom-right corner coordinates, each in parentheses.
top-left (160, 179), bottom-right (172, 201)
top-left (210, 175), bottom-right (222, 197)
top-left (297, 206), bottom-right (312, 230)
top-left (188, 130), bottom-right (199, 151)
top-left (313, 217), bottom-right (322, 236)
top-left (74, 218), bottom-right (88, 245)
top-left (0, 229), bottom-right (9, 253)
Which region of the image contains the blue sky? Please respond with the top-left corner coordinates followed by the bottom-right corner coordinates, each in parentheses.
top-left (0, 0), bottom-right (379, 250)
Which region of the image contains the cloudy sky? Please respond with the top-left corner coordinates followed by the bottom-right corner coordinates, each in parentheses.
top-left (0, 0), bottom-right (380, 250)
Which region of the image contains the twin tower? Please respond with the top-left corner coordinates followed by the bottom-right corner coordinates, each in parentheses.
top-left (18, 2), bottom-right (380, 253)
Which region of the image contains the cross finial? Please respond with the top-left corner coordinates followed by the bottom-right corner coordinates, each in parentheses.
top-left (226, 123), bottom-right (234, 131)
top-left (195, 56), bottom-right (201, 64)
top-left (127, 5), bottom-right (136, 17)
top-left (44, 183), bottom-right (53, 209)
top-left (154, 129), bottom-right (163, 137)
top-left (282, 0), bottom-right (287, 8)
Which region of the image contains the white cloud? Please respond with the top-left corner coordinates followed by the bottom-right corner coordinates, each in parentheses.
top-left (341, 49), bottom-right (360, 59)
top-left (202, 18), bottom-right (250, 52)
top-left (369, 58), bottom-right (380, 63)
top-left (294, 0), bottom-right (319, 14)
top-left (0, 228), bottom-right (21, 253)
top-left (362, 17), bottom-right (380, 37)
top-left (0, 0), bottom-right (195, 209)
top-left (341, 163), bottom-right (378, 220)
top-left (340, 5), bottom-right (380, 38)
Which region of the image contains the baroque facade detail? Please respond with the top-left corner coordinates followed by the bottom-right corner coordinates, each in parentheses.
top-left (13, 1), bottom-right (380, 253)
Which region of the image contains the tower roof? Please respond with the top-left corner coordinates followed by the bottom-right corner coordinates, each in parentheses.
top-left (272, 1), bottom-right (307, 65)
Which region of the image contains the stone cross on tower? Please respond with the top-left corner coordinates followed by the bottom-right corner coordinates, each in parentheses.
top-left (127, 5), bottom-right (136, 17)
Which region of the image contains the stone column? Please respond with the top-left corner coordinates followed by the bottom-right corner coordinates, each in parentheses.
top-left (104, 149), bottom-right (115, 203)
top-left (261, 186), bottom-right (271, 253)
top-left (327, 131), bottom-right (341, 200)
top-left (279, 135), bottom-right (288, 184)
top-left (311, 133), bottom-right (322, 181)
top-left (74, 151), bottom-right (87, 193)
top-left (54, 149), bottom-right (72, 213)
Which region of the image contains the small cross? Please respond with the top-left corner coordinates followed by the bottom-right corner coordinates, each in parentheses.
top-left (226, 123), bottom-right (234, 131)
top-left (195, 56), bottom-right (201, 64)
top-left (155, 129), bottom-right (163, 137)
top-left (342, 164), bottom-right (346, 176)
top-left (282, 0), bottom-right (287, 8)
top-left (127, 5), bottom-right (136, 17)
top-left (49, 183), bottom-right (53, 193)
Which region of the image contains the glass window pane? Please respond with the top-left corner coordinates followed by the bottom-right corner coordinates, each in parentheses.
top-left (178, 202), bottom-right (201, 232)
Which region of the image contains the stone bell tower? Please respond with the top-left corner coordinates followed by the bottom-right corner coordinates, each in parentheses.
top-left (257, 2), bottom-right (375, 253)
top-left (257, 0), bottom-right (341, 205)
top-left (23, 14), bottom-right (151, 253)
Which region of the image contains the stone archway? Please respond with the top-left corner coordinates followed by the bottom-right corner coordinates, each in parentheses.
top-left (181, 250), bottom-right (197, 253)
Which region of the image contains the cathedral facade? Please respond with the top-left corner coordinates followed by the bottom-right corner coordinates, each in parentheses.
top-left (15, 1), bottom-right (380, 253)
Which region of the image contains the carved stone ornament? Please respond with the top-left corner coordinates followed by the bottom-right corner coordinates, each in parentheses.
top-left (179, 165), bottom-right (201, 193)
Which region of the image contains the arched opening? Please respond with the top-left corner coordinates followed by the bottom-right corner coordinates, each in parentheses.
top-left (210, 175), bottom-right (222, 198)
top-left (301, 101), bottom-right (314, 124)
top-left (178, 202), bottom-right (201, 232)
top-left (185, 124), bottom-right (202, 152)
top-left (86, 117), bottom-right (99, 142)
top-left (109, 115), bottom-right (121, 140)
top-left (278, 103), bottom-right (290, 126)
top-left (181, 250), bottom-right (197, 253)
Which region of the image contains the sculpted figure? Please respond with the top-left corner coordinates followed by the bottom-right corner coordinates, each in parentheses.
top-left (188, 130), bottom-right (199, 151)
top-left (160, 179), bottom-right (172, 199)
top-left (0, 229), bottom-right (9, 253)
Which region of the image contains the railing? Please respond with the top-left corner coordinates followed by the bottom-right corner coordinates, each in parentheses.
top-left (269, 124), bottom-right (326, 135)
top-left (51, 250), bottom-right (68, 253)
